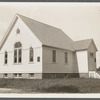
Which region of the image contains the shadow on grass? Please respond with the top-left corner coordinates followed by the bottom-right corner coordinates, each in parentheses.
top-left (42, 85), bottom-right (81, 93)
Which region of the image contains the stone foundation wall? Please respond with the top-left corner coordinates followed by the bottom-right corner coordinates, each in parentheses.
top-left (0, 73), bottom-right (42, 79)
top-left (42, 73), bottom-right (79, 78)
top-left (0, 73), bottom-right (89, 79)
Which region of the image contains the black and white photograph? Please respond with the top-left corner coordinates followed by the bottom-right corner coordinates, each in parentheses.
top-left (0, 3), bottom-right (99, 97)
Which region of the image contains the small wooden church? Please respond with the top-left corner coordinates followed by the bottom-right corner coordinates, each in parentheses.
top-left (0, 14), bottom-right (98, 79)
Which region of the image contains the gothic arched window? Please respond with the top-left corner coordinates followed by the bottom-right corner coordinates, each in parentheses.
top-left (16, 28), bottom-right (20, 34)
top-left (14, 42), bottom-right (22, 63)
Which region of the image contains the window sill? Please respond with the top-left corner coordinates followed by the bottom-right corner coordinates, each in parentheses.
top-left (4, 77), bottom-right (8, 78)
top-left (14, 77), bottom-right (22, 78)
top-left (29, 62), bottom-right (34, 64)
top-left (4, 64), bottom-right (8, 66)
top-left (13, 63), bottom-right (22, 65)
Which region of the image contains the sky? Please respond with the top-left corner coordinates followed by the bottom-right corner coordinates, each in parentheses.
top-left (0, 3), bottom-right (100, 67)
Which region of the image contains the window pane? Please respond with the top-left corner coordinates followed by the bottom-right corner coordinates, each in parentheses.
top-left (5, 52), bottom-right (7, 58)
top-left (18, 49), bottom-right (22, 63)
top-left (14, 42), bottom-right (22, 48)
top-left (29, 47), bottom-right (34, 62)
top-left (14, 74), bottom-right (17, 77)
top-left (16, 28), bottom-right (20, 34)
top-left (52, 50), bottom-right (56, 62)
top-left (19, 49), bottom-right (22, 55)
top-left (30, 57), bottom-right (33, 62)
top-left (14, 50), bottom-right (17, 56)
top-left (94, 58), bottom-right (96, 62)
top-left (37, 57), bottom-right (40, 62)
top-left (4, 52), bottom-right (8, 64)
top-left (14, 42), bottom-right (22, 64)
top-left (18, 57), bottom-right (21, 63)
top-left (90, 53), bottom-right (94, 57)
top-left (29, 73), bottom-right (34, 77)
top-left (14, 57), bottom-right (17, 63)
top-left (4, 51), bottom-right (8, 64)
top-left (4, 74), bottom-right (7, 78)
top-left (65, 52), bottom-right (68, 63)
top-left (5, 59), bottom-right (7, 64)
top-left (14, 50), bottom-right (17, 63)
top-left (19, 73), bottom-right (22, 77)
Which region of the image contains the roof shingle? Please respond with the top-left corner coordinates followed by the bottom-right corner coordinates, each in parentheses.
top-left (73, 39), bottom-right (97, 51)
top-left (18, 14), bottom-right (75, 51)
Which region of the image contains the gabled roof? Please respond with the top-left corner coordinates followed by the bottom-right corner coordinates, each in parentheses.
top-left (18, 14), bottom-right (74, 51)
top-left (73, 39), bottom-right (98, 51)
top-left (0, 14), bottom-right (98, 52)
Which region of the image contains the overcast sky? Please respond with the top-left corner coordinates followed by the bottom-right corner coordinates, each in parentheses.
top-left (0, 3), bottom-right (100, 67)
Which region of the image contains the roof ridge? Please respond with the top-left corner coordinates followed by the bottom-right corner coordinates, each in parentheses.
top-left (74, 38), bottom-right (93, 42)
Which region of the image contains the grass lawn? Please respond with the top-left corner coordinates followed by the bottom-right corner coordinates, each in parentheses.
top-left (0, 78), bottom-right (100, 93)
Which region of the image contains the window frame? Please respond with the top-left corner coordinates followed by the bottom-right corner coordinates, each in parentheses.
top-left (65, 52), bottom-right (68, 64)
top-left (4, 73), bottom-right (8, 78)
top-left (14, 42), bottom-right (22, 64)
top-left (16, 28), bottom-right (20, 34)
top-left (52, 50), bottom-right (56, 63)
top-left (29, 73), bottom-right (34, 78)
top-left (4, 51), bottom-right (8, 65)
top-left (13, 73), bottom-right (22, 78)
top-left (29, 47), bottom-right (34, 63)
top-left (37, 57), bottom-right (40, 62)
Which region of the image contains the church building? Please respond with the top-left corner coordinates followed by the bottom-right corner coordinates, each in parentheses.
top-left (0, 14), bottom-right (98, 79)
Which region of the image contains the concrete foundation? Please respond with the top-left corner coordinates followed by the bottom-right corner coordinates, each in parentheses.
top-left (79, 73), bottom-right (89, 78)
top-left (0, 73), bottom-right (89, 79)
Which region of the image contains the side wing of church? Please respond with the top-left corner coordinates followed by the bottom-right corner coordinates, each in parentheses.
top-left (0, 14), bottom-right (98, 79)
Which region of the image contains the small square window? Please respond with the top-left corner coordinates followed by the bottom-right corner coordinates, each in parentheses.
top-left (19, 73), bottom-right (22, 77)
top-left (94, 58), bottom-right (96, 62)
top-left (4, 74), bottom-right (8, 78)
top-left (14, 73), bottom-right (17, 77)
top-left (37, 57), bottom-right (40, 62)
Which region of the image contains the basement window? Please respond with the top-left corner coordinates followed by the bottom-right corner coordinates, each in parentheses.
top-left (29, 73), bottom-right (34, 78)
top-left (14, 73), bottom-right (17, 78)
top-left (4, 74), bottom-right (8, 78)
top-left (14, 73), bottom-right (22, 78)
top-left (19, 73), bottom-right (22, 77)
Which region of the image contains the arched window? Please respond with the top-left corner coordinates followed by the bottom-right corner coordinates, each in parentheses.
top-left (14, 42), bottom-right (22, 63)
top-left (29, 47), bottom-right (34, 62)
top-left (16, 28), bottom-right (20, 34)
top-left (4, 51), bottom-right (8, 64)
